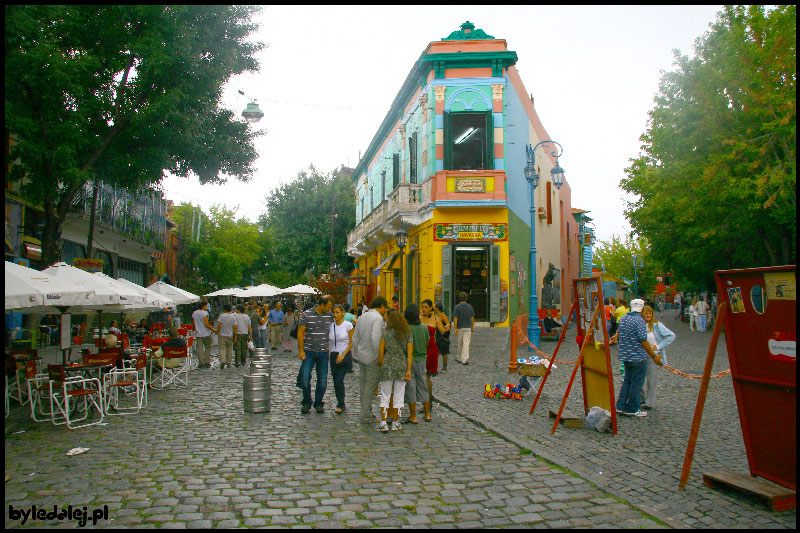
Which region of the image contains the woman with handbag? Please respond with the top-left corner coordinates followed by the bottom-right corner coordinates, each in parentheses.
top-left (329, 304), bottom-right (354, 414)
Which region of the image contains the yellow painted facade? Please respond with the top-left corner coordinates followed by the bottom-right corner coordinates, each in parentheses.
top-left (353, 207), bottom-right (510, 327)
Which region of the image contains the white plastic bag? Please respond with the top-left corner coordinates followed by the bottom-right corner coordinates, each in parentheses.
top-left (247, 340), bottom-right (255, 351)
top-left (585, 406), bottom-right (612, 433)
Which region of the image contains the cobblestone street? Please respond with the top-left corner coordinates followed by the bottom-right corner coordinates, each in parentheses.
top-left (4, 309), bottom-right (796, 528)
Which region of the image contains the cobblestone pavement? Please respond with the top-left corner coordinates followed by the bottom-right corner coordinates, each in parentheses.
top-left (433, 309), bottom-right (796, 529)
top-left (6, 345), bottom-right (666, 528)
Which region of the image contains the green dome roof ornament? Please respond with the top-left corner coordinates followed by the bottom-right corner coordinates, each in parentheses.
top-left (442, 21), bottom-right (495, 41)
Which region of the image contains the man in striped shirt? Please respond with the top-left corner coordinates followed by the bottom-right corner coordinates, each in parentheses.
top-left (297, 295), bottom-right (335, 414)
top-left (614, 299), bottom-right (662, 417)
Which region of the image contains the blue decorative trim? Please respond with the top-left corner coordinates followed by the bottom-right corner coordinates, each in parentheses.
top-left (445, 87), bottom-right (492, 112)
top-left (435, 160), bottom-right (444, 172)
top-left (434, 200), bottom-right (507, 207)
top-left (493, 113), bottom-right (503, 127)
top-left (494, 158), bottom-right (504, 170)
top-left (435, 114), bottom-right (443, 129)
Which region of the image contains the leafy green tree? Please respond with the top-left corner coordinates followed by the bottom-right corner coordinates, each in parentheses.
top-left (171, 203), bottom-right (262, 293)
top-left (621, 5), bottom-right (795, 290)
top-left (5, 5), bottom-right (263, 266)
top-left (594, 235), bottom-right (662, 297)
top-left (262, 166), bottom-right (356, 279)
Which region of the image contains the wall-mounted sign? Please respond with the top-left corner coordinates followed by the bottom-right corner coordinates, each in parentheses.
top-left (73, 258), bottom-right (103, 273)
top-left (455, 178), bottom-right (486, 193)
top-left (348, 276), bottom-right (366, 286)
top-left (433, 223), bottom-right (507, 241)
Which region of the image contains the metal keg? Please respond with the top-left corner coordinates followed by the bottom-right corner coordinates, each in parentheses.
top-left (250, 359), bottom-right (271, 375)
top-left (253, 347), bottom-right (269, 356)
top-left (243, 374), bottom-right (270, 413)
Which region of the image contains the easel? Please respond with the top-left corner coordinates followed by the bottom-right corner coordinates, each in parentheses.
top-left (529, 277), bottom-right (617, 435)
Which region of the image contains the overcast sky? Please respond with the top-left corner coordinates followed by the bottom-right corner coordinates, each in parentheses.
top-left (160, 5), bottom-right (724, 243)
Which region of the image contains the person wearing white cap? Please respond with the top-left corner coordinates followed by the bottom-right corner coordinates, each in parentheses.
top-left (613, 298), bottom-right (663, 417)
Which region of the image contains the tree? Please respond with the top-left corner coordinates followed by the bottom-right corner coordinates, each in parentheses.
top-left (594, 235), bottom-right (662, 297)
top-left (171, 203), bottom-right (262, 294)
top-left (621, 5), bottom-right (795, 289)
top-left (5, 5), bottom-right (263, 266)
top-left (262, 165), bottom-right (356, 279)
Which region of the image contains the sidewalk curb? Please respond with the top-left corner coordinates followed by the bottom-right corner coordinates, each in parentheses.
top-left (436, 397), bottom-right (688, 529)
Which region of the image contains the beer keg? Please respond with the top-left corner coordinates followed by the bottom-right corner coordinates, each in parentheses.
top-left (243, 374), bottom-right (270, 413)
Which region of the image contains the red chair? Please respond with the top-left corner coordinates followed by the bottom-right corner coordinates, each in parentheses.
top-left (103, 354), bottom-right (145, 415)
top-left (151, 345), bottom-right (189, 389)
top-left (48, 364), bottom-right (104, 429)
top-left (24, 360), bottom-right (52, 422)
top-left (7, 349), bottom-right (39, 405)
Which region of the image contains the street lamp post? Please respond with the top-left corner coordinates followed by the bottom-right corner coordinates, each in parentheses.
top-left (395, 230), bottom-right (408, 311)
top-left (524, 141), bottom-right (565, 350)
top-left (633, 254), bottom-right (644, 298)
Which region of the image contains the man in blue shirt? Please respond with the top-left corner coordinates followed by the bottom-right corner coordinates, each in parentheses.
top-left (614, 299), bottom-right (662, 417)
top-left (268, 301), bottom-right (286, 353)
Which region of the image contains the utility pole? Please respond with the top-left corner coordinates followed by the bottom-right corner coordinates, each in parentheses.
top-left (330, 176), bottom-right (336, 271)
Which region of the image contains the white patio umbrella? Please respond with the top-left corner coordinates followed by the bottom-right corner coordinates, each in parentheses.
top-left (114, 276), bottom-right (177, 310)
top-left (204, 287), bottom-right (244, 297)
top-left (43, 262), bottom-right (147, 309)
top-left (280, 284), bottom-right (320, 295)
top-left (5, 261), bottom-right (95, 313)
top-left (147, 281), bottom-right (200, 305)
top-left (237, 283), bottom-right (282, 299)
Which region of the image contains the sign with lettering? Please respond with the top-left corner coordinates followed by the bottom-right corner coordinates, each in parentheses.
top-left (73, 258), bottom-right (103, 273)
top-left (455, 178), bottom-right (486, 193)
top-left (433, 223), bottom-right (507, 241)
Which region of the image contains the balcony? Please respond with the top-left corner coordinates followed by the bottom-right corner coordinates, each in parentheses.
top-left (68, 182), bottom-right (167, 251)
top-left (347, 179), bottom-right (433, 257)
top-left (431, 170), bottom-right (507, 207)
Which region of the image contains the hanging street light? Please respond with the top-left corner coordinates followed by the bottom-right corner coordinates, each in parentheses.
top-left (241, 101), bottom-right (264, 123)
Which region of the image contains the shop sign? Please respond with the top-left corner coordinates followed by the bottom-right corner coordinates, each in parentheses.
top-left (348, 276), bottom-right (366, 285)
top-left (73, 258), bottom-right (103, 273)
top-left (455, 178), bottom-right (486, 193)
top-left (433, 223), bottom-right (507, 241)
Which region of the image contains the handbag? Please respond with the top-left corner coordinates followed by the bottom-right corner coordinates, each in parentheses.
top-left (435, 328), bottom-right (450, 352)
top-left (290, 323), bottom-right (299, 339)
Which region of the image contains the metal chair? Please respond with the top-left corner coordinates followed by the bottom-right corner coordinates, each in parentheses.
top-left (24, 360), bottom-right (53, 422)
top-left (48, 364), bottom-right (104, 429)
top-left (7, 349), bottom-right (39, 405)
top-left (103, 360), bottom-right (143, 416)
top-left (150, 345), bottom-right (189, 389)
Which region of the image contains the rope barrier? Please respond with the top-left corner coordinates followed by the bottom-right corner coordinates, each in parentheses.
top-left (514, 325), bottom-right (576, 365)
top-left (514, 325), bottom-right (731, 379)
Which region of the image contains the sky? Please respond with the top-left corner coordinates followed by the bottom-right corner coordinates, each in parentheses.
top-left (160, 5), bottom-right (724, 243)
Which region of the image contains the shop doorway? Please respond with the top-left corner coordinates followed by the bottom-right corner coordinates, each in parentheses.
top-left (453, 246), bottom-right (489, 321)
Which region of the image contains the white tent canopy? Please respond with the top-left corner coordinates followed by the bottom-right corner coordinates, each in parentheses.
top-left (280, 284), bottom-right (320, 295)
top-left (236, 283), bottom-right (282, 298)
top-left (42, 262), bottom-right (147, 310)
top-left (5, 261), bottom-right (95, 312)
top-left (147, 281), bottom-right (200, 305)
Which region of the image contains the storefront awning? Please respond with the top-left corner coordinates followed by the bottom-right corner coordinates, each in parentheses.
top-left (372, 253), bottom-right (398, 278)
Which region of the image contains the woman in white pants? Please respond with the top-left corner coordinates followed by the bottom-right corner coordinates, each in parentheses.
top-left (376, 310), bottom-right (413, 432)
top-left (688, 299), bottom-right (699, 331)
top-left (640, 305), bottom-right (676, 410)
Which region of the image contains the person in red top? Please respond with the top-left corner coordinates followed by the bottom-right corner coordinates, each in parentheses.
top-left (392, 296), bottom-right (400, 310)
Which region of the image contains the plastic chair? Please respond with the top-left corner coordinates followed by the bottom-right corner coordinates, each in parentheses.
top-left (150, 346), bottom-right (189, 389)
top-left (48, 364), bottom-right (104, 429)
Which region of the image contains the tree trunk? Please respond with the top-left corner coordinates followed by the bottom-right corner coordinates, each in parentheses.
top-left (40, 214), bottom-right (63, 268)
top-left (87, 178), bottom-right (99, 259)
